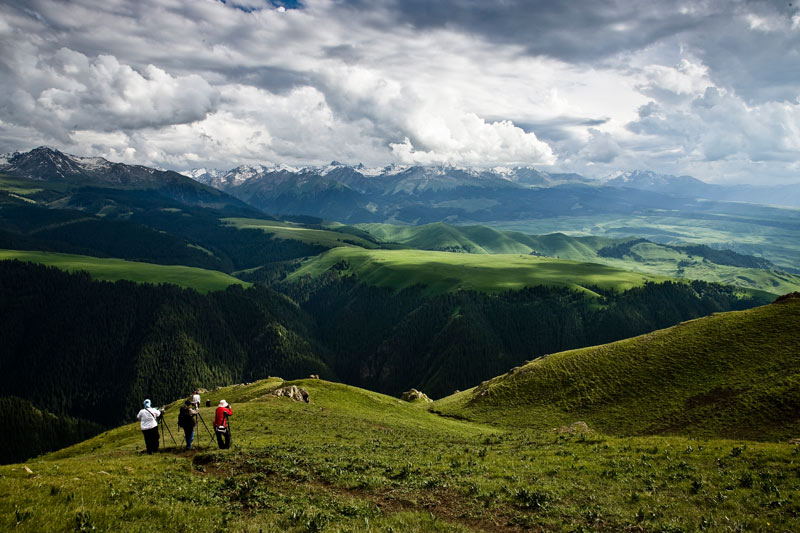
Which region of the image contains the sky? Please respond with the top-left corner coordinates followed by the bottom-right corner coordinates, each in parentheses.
top-left (0, 0), bottom-right (799, 184)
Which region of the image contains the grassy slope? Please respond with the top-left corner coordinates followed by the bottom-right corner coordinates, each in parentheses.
top-left (223, 217), bottom-right (380, 249)
top-left (599, 240), bottom-right (800, 295)
top-left (357, 222), bottom-right (610, 260)
top-left (434, 298), bottom-right (800, 441)
top-left (491, 212), bottom-right (800, 271)
top-left (2, 377), bottom-right (798, 532)
top-left (286, 247), bottom-right (668, 296)
top-left (358, 222), bottom-right (800, 295)
top-left (0, 250), bottom-right (249, 293)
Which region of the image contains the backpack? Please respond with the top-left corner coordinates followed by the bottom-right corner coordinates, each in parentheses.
top-left (177, 407), bottom-right (193, 429)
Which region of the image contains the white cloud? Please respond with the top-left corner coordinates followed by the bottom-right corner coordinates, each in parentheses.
top-left (0, 0), bottom-right (797, 185)
top-left (642, 59), bottom-right (712, 97)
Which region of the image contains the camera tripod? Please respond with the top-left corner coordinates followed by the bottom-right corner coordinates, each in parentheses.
top-left (158, 411), bottom-right (177, 449)
top-left (195, 410), bottom-right (216, 447)
top-left (176, 409), bottom-right (216, 449)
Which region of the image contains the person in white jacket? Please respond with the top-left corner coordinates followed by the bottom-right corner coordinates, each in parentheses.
top-left (136, 399), bottom-right (162, 454)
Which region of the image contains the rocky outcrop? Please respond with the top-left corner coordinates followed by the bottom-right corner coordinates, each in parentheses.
top-left (401, 389), bottom-right (432, 403)
top-left (271, 385), bottom-right (310, 403)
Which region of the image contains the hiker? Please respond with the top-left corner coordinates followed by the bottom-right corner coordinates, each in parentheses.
top-left (214, 400), bottom-right (233, 449)
top-left (177, 400), bottom-right (198, 450)
top-left (136, 399), bottom-right (161, 454)
top-left (191, 390), bottom-right (201, 408)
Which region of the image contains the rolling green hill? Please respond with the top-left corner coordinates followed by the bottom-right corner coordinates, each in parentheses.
top-left (434, 295), bottom-right (800, 441)
top-left (356, 222), bottom-right (800, 294)
top-left (223, 217), bottom-right (380, 249)
top-left (2, 376), bottom-right (797, 532)
top-left (494, 210), bottom-right (800, 272)
top-left (357, 222), bottom-right (610, 259)
top-left (286, 247), bottom-right (669, 296)
top-left (0, 250), bottom-right (249, 293)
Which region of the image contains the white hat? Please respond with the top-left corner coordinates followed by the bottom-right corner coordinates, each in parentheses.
top-left (219, 400), bottom-right (228, 407)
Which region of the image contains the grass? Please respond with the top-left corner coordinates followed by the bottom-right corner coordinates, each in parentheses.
top-left (2, 374), bottom-right (799, 532)
top-left (434, 297), bottom-right (800, 441)
top-left (0, 250), bottom-right (250, 293)
top-left (357, 222), bottom-right (613, 261)
top-left (490, 212), bottom-right (800, 272)
top-left (222, 218), bottom-right (380, 249)
top-left (285, 248), bottom-right (669, 296)
top-left (0, 175), bottom-right (47, 197)
top-left (597, 240), bottom-right (800, 295)
top-left (357, 222), bottom-right (800, 295)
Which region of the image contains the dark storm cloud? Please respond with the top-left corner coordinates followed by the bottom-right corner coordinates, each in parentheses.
top-left (0, 0), bottom-right (798, 183)
top-left (494, 116), bottom-right (611, 143)
top-left (344, 0), bottom-right (800, 103)
top-left (341, 0), bottom-right (704, 61)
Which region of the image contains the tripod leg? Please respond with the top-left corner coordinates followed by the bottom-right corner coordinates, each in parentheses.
top-left (197, 412), bottom-right (215, 446)
top-left (161, 419), bottom-right (177, 447)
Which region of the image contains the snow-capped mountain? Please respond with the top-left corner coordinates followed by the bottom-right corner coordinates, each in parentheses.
top-left (605, 170), bottom-right (712, 193)
top-left (182, 162), bottom-right (592, 196)
top-left (0, 147), bottom-right (253, 211)
top-left (0, 146), bottom-right (175, 186)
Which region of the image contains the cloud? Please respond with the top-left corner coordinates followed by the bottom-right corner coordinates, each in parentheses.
top-left (0, 0), bottom-right (797, 185)
top-left (389, 116), bottom-right (555, 167)
top-left (0, 43), bottom-right (219, 143)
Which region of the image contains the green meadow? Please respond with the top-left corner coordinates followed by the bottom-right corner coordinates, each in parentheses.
top-left (287, 247), bottom-right (672, 296)
top-left (0, 250), bottom-right (250, 293)
top-left (435, 297), bottom-right (800, 441)
top-left (222, 218), bottom-right (380, 249)
top-left (357, 222), bottom-right (800, 295)
top-left (3, 300), bottom-right (800, 531)
top-left (489, 212), bottom-right (800, 272)
top-left (2, 372), bottom-right (798, 532)
top-left (357, 222), bottom-right (611, 260)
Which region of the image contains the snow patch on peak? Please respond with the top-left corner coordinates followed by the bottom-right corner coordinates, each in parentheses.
top-left (73, 156), bottom-right (111, 172)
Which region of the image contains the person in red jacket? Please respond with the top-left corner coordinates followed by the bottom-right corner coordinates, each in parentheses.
top-left (214, 400), bottom-right (233, 449)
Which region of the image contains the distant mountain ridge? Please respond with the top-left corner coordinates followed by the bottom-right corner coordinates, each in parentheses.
top-left (1, 146), bottom-right (181, 186)
top-left (184, 162), bottom-right (594, 194)
top-left (0, 147), bottom-right (255, 212)
top-left (605, 169), bottom-right (800, 206)
top-left (183, 160), bottom-right (800, 223)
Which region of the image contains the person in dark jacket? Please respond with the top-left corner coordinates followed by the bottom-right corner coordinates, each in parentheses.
top-left (136, 399), bottom-right (161, 454)
top-left (177, 400), bottom-right (198, 450)
top-left (213, 400), bottom-right (233, 449)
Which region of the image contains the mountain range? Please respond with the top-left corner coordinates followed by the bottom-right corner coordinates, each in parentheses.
top-left (181, 161), bottom-right (800, 224)
top-left (0, 146), bottom-right (251, 212)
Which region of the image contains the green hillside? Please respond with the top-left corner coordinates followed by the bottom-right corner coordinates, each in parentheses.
top-left (286, 247), bottom-right (668, 295)
top-left (434, 296), bottom-right (800, 441)
top-left (494, 211), bottom-right (800, 272)
top-left (357, 222), bottom-right (610, 260)
top-left (0, 250), bottom-right (249, 293)
top-left (2, 376), bottom-right (798, 532)
top-left (223, 217), bottom-right (380, 249)
top-left (356, 222), bottom-right (800, 294)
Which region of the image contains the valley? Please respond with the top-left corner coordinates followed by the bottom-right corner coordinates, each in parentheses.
top-left (1, 147), bottom-right (798, 532)
top-left (2, 296), bottom-right (798, 532)
top-left (5, 2), bottom-right (800, 531)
